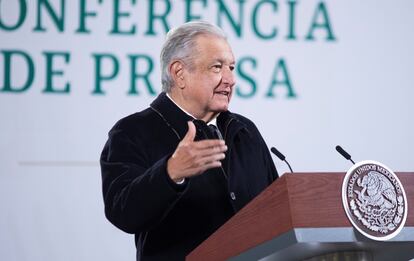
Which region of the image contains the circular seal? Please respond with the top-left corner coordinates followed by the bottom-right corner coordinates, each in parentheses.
top-left (342, 160), bottom-right (408, 241)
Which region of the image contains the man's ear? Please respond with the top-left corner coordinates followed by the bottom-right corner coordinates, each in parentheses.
top-left (170, 61), bottom-right (185, 89)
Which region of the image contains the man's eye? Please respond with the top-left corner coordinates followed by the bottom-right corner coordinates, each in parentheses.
top-left (229, 65), bottom-right (235, 71)
top-left (212, 64), bottom-right (222, 72)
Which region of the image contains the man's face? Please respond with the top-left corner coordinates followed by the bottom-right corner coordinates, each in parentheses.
top-left (181, 35), bottom-right (236, 120)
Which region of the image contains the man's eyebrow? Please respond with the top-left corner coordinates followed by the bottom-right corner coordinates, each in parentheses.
top-left (212, 58), bottom-right (236, 64)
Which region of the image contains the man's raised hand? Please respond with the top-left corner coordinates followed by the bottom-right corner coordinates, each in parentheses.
top-left (167, 121), bottom-right (227, 182)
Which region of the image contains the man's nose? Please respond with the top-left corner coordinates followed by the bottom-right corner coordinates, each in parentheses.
top-left (222, 66), bottom-right (235, 86)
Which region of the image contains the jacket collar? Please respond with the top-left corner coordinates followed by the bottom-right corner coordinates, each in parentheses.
top-left (217, 111), bottom-right (248, 141)
top-left (150, 92), bottom-right (194, 140)
top-left (150, 92), bottom-right (247, 141)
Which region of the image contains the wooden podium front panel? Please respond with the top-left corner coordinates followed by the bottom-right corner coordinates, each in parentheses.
top-left (286, 173), bottom-right (350, 227)
top-left (187, 175), bottom-right (294, 261)
top-left (187, 172), bottom-right (414, 260)
top-left (288, 172), bottom-right (414, 227)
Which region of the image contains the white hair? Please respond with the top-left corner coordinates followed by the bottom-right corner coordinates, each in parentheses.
top-left (160, 21), bottom-right (227, 92)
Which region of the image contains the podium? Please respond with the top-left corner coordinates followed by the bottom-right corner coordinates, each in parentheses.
top-left (187, 173), bottom-right (414, 261)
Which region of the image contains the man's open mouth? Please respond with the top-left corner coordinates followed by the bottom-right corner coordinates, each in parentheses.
top-left (215, 91), bottom-right (229, 96)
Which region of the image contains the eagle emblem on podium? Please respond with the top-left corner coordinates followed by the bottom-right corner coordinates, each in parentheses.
top-left (342, 161), bottom-right (408, 241)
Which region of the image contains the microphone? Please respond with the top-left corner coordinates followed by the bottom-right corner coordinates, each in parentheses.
top-left (271, 147), bottom-right (293, 173)
top-left (335, 145), bottom-right (355, 164)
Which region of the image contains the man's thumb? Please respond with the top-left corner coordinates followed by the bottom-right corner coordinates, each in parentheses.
top-left (183, 121), bottom-right (196, 142)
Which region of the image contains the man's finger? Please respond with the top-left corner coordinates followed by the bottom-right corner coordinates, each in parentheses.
top-left (194, 145), bottom-right (227, 157)
top-left (194, 153), bottom-right (226, 166)
top-left (196, 161), bottom-right (222, 174)
top-left (182, 121), bottom-right (196, 142)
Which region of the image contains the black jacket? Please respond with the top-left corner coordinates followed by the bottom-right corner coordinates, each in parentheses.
top-left (100, 93), bottom-right (278, 260)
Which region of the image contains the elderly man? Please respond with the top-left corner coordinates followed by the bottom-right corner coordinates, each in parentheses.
top-left (100, 21), bottom-right (278, 261)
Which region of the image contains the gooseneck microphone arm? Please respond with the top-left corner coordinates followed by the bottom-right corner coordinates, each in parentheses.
top-left (335, 145), bottom-right (355, 164)
top-left (271, 147), bottom-right (293, 173)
